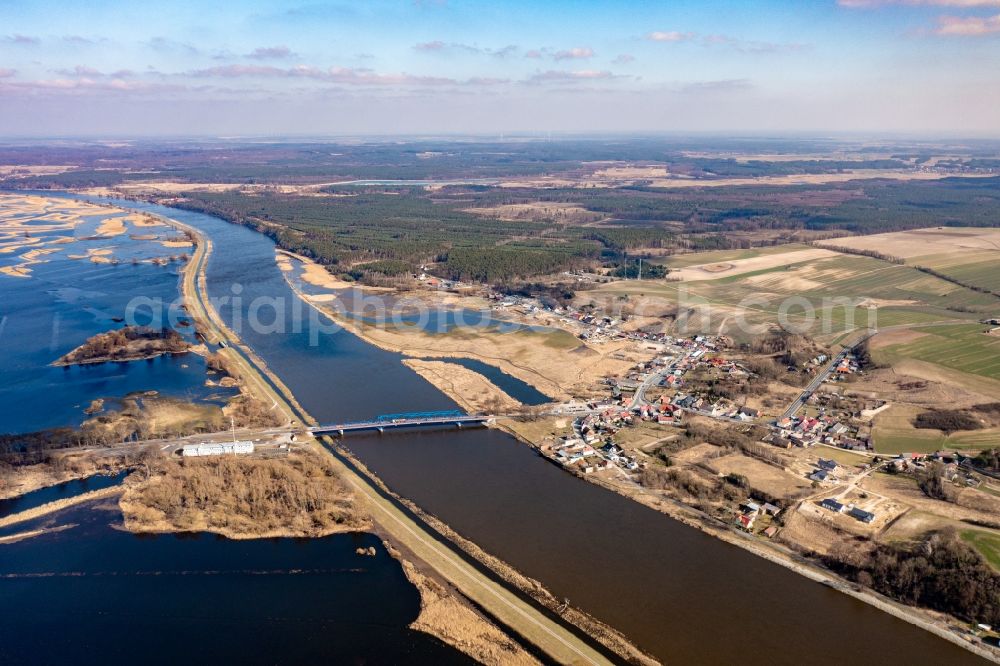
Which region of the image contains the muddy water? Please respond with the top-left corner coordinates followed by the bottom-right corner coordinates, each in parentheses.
top-left (75, 195), bottom-right (987, 665)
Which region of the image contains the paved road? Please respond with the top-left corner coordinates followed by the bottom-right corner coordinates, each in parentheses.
top-left (778, 329), bottom-right (875, 422)
top-left (628, 357), bottom-right (678, 409)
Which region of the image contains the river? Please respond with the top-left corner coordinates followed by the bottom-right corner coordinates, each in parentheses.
top-left (0, 193), bottom-right (467, 664)
top-left (72, 195), bottom-right (984, 665)
top-left (0, 198), bottom-right (230, 433)
top-left (0, 471), bottom-right (128, 518)
top-left (0, 504), bottom-right (471, 665)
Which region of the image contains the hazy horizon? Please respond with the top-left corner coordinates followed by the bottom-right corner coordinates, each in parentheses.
top-left (3, 0), bottom-right (1000, 137)
top-left (0, 0), bottom-right (1000, 137)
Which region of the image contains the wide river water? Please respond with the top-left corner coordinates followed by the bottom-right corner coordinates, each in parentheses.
top-left (3, 193), bottom-right (988, 665)
top-left (0, 202), bottom-right (228, 433)
top-left (0, 504), bottom-right (472, 664)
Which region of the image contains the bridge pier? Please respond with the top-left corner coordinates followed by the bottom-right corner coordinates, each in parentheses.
top-left (377, 426), bottom-right (384, 433)
top-left (456, 422), bottom-right (463, 428)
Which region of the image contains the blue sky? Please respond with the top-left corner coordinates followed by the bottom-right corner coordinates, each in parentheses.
top-left (1, 0), bottom-right (999, 136)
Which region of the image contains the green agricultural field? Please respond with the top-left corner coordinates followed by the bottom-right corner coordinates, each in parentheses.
top-left (594, 237), bottom-right (1000, 351)
top-left (962, 530), bottom-right (1000, 571)
top-left (869, 424), bottom-right (1000, 454)
top-left (931, 259), bottom-right (1000, 294)
top-left (594, 251), bottom-right (991, 342)
top-left (872, 431), bottom-right (947, 455)
top-left (871, 405), bottom-right (947, 454)
top-left (657, 244), bottom-right (811, 268)
top-left (680, 253), bottom-right (988, 334)
top-left (948, 428), bottom-right (1000, 448)
top-left (876, 324), bottom-right (1000, 382)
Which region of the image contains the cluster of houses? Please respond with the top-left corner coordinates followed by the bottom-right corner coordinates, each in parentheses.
top-left (808, 458), bottom-right (839, 484)
top-left (416, 267), bottom-right (462, 290)
top-left (549, 335), bottom-right (763, 476)
top-left (671, 393), bottom-right (760, 422)
top-left (767, 413), bottom-right (870, 451)
top-left (615, 335), bottom-right (753, 406)
top-left (550, 409), bottom-right (644, 475)
top-left (819, 497), bottom-right (876, 524)
top-left (890, 451), bottom-right (982, 487)
top-left (804, 351), bottom-right (861, 379)
top-left (734, 499), bottom-right (781, 535)
top-left (486, 292), bottom-right (679, 346)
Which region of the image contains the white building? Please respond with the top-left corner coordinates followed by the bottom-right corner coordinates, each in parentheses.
top-left (182, 441), bottom-right (255, 457)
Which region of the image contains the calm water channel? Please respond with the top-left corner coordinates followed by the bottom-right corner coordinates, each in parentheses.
top-left (0, 504), bottom-right (470, 664)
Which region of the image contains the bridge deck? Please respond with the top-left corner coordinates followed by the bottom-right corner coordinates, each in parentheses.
top-left (311, 414), bottom-right (492, 435)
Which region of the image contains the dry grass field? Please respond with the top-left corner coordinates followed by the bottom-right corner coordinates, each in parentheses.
top-left (707, 452), bottom-right (812, 499)
top-left (818, 227), bottom-right (1000, 295)
top-left (817, 227), bottom-right (1000, 260)
top-left (666, 247), bottom-right (838, 281)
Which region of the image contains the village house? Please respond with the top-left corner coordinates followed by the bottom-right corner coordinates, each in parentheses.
top-left (820, 498), bottom-right (845, 513)
top-left (736, 513), bottom-right (756, 531)
top-left (809, 469), bottom-right (832, 483)
top-left (848, 507), bottom-right (876, 524)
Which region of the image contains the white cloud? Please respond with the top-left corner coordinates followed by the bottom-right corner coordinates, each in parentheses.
top-left (553, 47), bottom-right (594, 60)
top-left (413, 40), bottom-right (446, 51)
top-left (646, 31), bottom-right (695, 42)
top-left (935, 12), bottom-right (1000, 33)
top-left (678, 78), bottom-right (752, 93)
top-left (702, 34), bottom-right (806, 53)
top-left (839, 1), bottom-right (1000, 7)
top-left (247, 46), bottom-right (294, 59)
top-left (528, 69), bottom-right (619, 83)
top-left (54, 65), bottom-right (134, 78)
top-left (413, 41), bottom-right (518, 57)
top-left (3, 34), bottom-right (39, 45)
top-left (187, 63), bottom-right (509, 87)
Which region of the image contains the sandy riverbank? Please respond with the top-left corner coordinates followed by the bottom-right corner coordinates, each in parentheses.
top-left (337, 312), bottom-right (628, 401)
top-left (0, 524), bottom-right (76, 545)
top-left (385, 541), bottom-right (542, 666)
top-left (278, 249), bottom-right (392, 292)
top-left (0, 195), bottom-right (190, 278)
top-left (402, 359), bottom-right (522, 413)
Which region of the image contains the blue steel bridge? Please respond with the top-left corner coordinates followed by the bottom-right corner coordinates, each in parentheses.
top-left (309, 410), bottom-right (494, 436)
